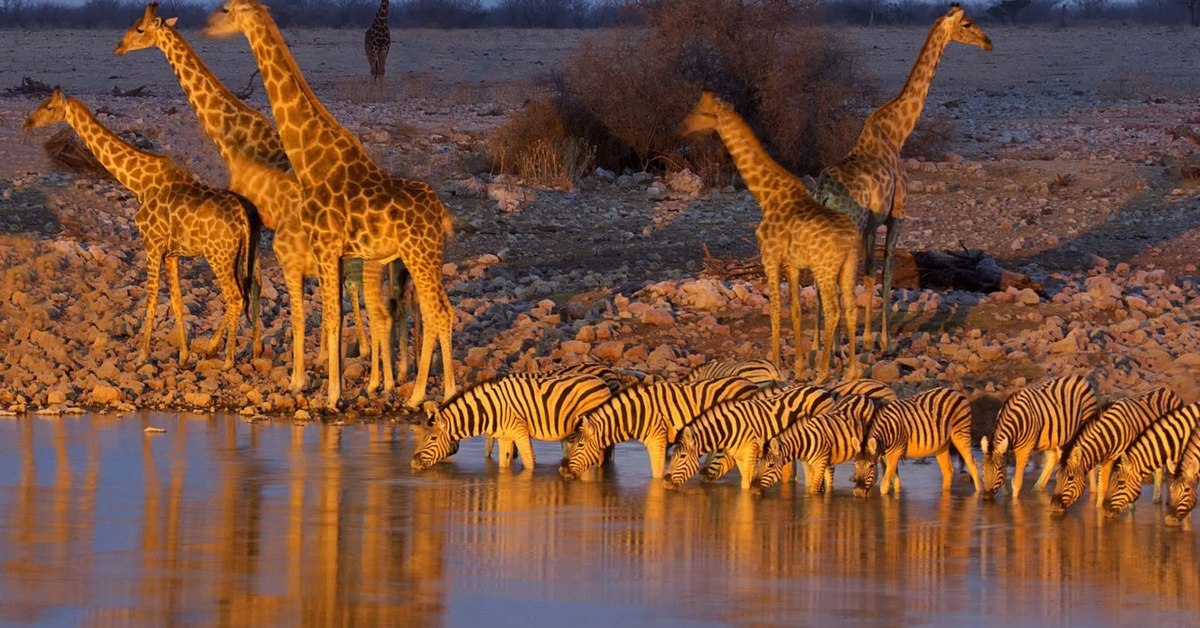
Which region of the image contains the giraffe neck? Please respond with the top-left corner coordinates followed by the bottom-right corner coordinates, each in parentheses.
top-left (867, 20), bottom-right (953, 150)
top-left (375, 0), bottom-right (389, 24)
top-left (713, 110), bottom-right (801, 216)
top-left (156, 25), bottom-right (281, 164)
top-left (240, 9), bottom-right (371, 184)
top-left (63, 97), bottom-right (179, 195)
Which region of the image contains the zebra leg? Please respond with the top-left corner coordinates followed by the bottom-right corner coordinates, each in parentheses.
top-left (951, 434), bottom-right (982, 492)
top-left (1153, 467), bottom-right (1164, 503)
top-left (825, 467), bottom-right (835, 493)
top-left (484, 435), bottom-right (495, 459)
top-left (935, 450), bottom-right (954, 491)
top-left (734, 442), bottom-right (760, 490)
top-left (1035, 449), bottom-right (1059, 491)
top-left (882, 452), bottom-right (902, 496)
top-left (515, 434), bottom-right (536, 472)
top-left (648, 438), bottom-right (667, 479)
top-left (1011, 449), bottom-right (1031, 498)
top-left (807, 460), bottom-right (829, 494)
top-left (1096, 461), bottom-right (1115, 508)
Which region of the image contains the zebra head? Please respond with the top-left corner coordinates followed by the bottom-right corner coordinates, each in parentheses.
top-left (1104, 463), bottom-right (1142, 515)
top-left (1165, 459), bottom-right (1198, 526)
top-left (853, 438), bottom-right (880, 497)
top-left (664, 430), bottom-right (701, 489)
top-left (1051, 456), bottom-right (1086, 511)
top-left (754, 440), bottom-right (786, 491)
top-left (411, 417), bottom-right (455, 471)
top-left (980, 435), bottom-right (1008, 498)
top-left (560, 420), bottom-right (603, 479)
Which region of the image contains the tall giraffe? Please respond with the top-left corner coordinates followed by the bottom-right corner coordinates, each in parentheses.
top-left (116, 2), bottom-right (411, 392)
top-left (23, 89), bottom-right (259, 368)
top-left (205, 0), bottom-right (456, 409)
top-left (812, 3), bottom-right (992, 353)
top-left (682, 92), bottom-right (861, 381)
top-left (364, 0), bottom-right (390, 82)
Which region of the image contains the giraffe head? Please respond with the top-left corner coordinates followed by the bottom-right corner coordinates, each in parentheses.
top-left (115, 3), bottom-right (177, 55)
top-left (22, 87), bottom-right (68, 132)
top-left (941, 3), bottom-right (992, 51)
top-left (203, 0), bottom-right (262, 38)
top-left (679, 91), bottom-right (732, 137)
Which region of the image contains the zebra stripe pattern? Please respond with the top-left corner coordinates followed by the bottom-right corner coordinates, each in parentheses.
top-left (1166, 423), bottom-right (1200, 525)
top-left (828, 379), bottom-right (898, 404)
top-left (684, 359), bottom-right (785, 386)
top-left (1052, 386), bottom-right (1181, 511)
top-left (852, 387), bottom-right (979, 497)
top-left (411, 374), bottom-right (612, 471)
top-left (981, 375), bottom-right (1098, 498)
top-left (664, 385), bottom-right (832, 489)
top-left (559, 377), bottom-right (759, 480)
top-left (485, 363), bottom-right (625, 459)
top-left (1105, 402), bottom-right (1200, 515)
top-left (756, 394), bottom-right (877, 492)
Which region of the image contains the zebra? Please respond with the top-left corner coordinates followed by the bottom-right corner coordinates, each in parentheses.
top-left (663, 385), bottom-right (832, 489)
top-left (980, 375), bottom-right (1098, 499)
top-left (410, 374), bottom-right (613, 471)
top-left (1051, 386), bottom-right (1182, 511)
top-left (756, 394), bottom-right (877, 492)
top-left (484, 363), bottom-right (624, 459)
top-left (559, 377), bottom-right (760, 480)
top-left (852, 387), bottom-right (980, 497)
top-left (1105, 402), bottom-right (1200, 516)
top-left (1166, 421), bottom-right (1200, 525)
top-left (698, 385), bottom-right (835, 483)
top-left (684, 359), bottom-right (785, 387)
top-left (828, 378), bottom-right (898, 404)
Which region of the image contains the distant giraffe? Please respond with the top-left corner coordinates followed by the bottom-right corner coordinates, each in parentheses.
top-left (116, 2), bottom-right (412, 391)
top-left (813, 3), bottom-right (992, 354)
top-left (23, 89), bottom-right (259, 368)
top-left (364, 0), bottom-right (390, 82)
top-left (682, 92), bottom-right (861, 381)
top-left (206, 0), bottom-right (456, 409)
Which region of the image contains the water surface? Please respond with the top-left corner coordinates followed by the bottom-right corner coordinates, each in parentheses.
top-left (1, 413), bottom-right (1197, 626)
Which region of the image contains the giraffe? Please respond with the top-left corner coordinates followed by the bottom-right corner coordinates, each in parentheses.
top-left (364, 0), bottom-right (390, 82)
top-left (116, 2), bottom-right (412, 391)
top-left (682, 92), bottom-right (861, 381)
top-left (205, 0), bottom-right (457, 409)
top-left (23, 88), bottom-right (260, 368)
top-left (812, 3), bottom-right (992, 354)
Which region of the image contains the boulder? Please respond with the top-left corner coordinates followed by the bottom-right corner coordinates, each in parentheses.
top-left (91, 385), bottom-right (121, 405)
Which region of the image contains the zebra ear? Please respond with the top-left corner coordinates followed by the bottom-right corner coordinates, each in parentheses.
top-left (980, 436), bottom-right (989, 455)
top-left (866, 437), bottom-right (878, 455)
top-left (850, 436), bottom-right (861, 452)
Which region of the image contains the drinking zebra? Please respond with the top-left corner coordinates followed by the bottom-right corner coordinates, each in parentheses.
top-left (828, 378), bottom-right (898, 404)
top-left (559, 377), bottom-right (759, 480)
top-left (1105, 402), bottom-right (1200, 516)
top-left (853, 387), bottom-right (979, 497)
top-left (411, 374), bottom-right (612, 471)
top-left (1051, 386), bottom-right (1181, 511)
top-left (981, 375), bottom-right (1098, 498)
top-left (664, 385), bottom-right (832, 489)
top-left (1166, 422), bottom-right (1200, 525)
top-left (756, 394), bottom-right (878, 492)
top-left (684, 359), bottom-right (785, 387)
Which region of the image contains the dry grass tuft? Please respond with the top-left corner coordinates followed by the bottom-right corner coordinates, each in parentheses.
top-left (489, 98), bottom-right (596, 189)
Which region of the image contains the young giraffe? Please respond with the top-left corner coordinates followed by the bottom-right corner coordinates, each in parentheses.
top-left (23, 89), bottom-right (259, 368)
top-left (115, 3), bottom-right (411, 390)
top-left (681, 92), bottom-right (861, 381)
top-left (205, 0), bottom-right (456, 409)
top-left (812, 3), bottom-right (992, 354)
top-left (364, 0), bottom-right (390, 82)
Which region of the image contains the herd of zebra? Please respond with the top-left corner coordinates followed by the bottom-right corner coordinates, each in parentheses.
top-left (408, 360), bottom-right (1200, 526)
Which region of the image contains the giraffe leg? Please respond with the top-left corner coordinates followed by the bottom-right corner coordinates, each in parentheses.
top-left (407, 262), bottom-right (453, 408)
top-left (137, 249), bottom-right (164, 364)
top-left (314, 251), bottom-right (345, 410)
top-left (389, 262), bottom-right (412, 381)
top-left (347, 278), bottom-right (369, 359)
top-left (362, 260), bottom-right (395, 395)
top-left (212, 253), bottom-right (244, 369)
top-left (860, 229), bottom-right (877, 353)
top-left (249, 263), bottom-right (262, 359)
top-left (165, 255), bottom-right (189, 366)
top-left (881, 213), bottom-right (901, 355)
top-left (786, 265), bottom-right (805, 379)
top-left (813, 269), bottom-right (841, 383)
top-left (763, 259), bottom-right (783, 368)
top-left (838, 247), bottom-right (861, 379)
top-left (282, 254), bottom-right (308, 393)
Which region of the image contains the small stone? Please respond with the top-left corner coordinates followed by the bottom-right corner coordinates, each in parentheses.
top-left (91, 385), bottom-right (121, 405)
top-left (251, 358), bottom-right (273, 374)
top-left (561, 340), bottom-right (590, 355)
top-left (641, 308), bottom-right (675, 327)
top-left (294, 409), bottom-right (311, 421)
top-left (871, 361), bottom-right (901, 382)
top-left (47, 390), bottom-right (67, 405)
top-left (593, 341), bottom-right (625, 362)
top-left (465, 347), bottom-right (490, 368)
top-left (1016, 289), bottom-right (1040, 306)
top-left (183, 392), bottom-right (212, 407)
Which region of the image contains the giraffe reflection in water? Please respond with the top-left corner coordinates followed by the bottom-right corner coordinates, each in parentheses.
top-left (0, 414), bottom-right (1198, 624)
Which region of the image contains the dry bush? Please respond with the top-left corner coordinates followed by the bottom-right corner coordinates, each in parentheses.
top-left (905, 112), bottom-right (960, 160)
top-left (489, 98), bottom-right (596, 188)
top-left (548, 0), bottom-right (873, 181)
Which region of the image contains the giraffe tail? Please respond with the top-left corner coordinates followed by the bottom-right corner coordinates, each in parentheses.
top-left (233, 193), bottom-right (263, 322)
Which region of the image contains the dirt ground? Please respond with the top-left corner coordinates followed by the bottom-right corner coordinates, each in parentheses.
top-left (1, 24), bottom-right (1199, 418)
